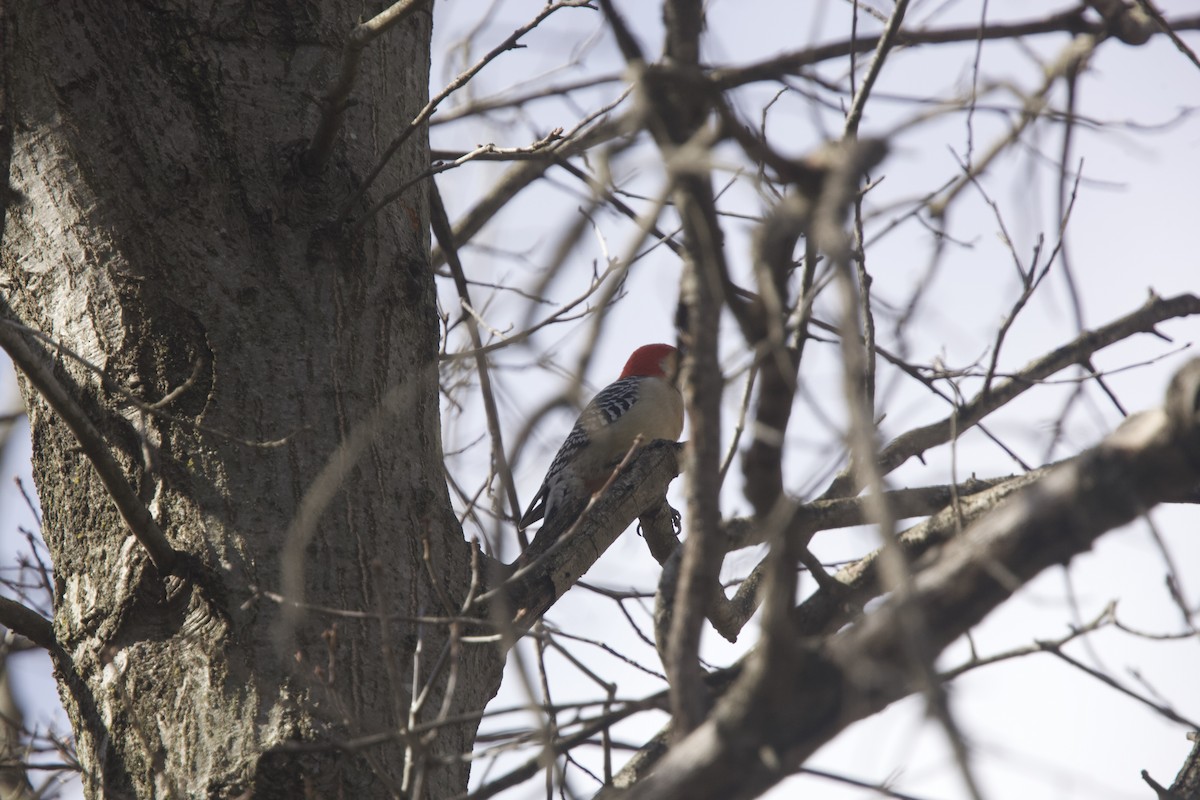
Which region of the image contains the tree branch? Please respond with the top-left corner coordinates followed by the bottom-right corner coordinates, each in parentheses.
top-left (710, 11), bottom-right (1200, 89)
top-left (482, 441), bottom-right (683, 627)
top-left (342, 0), bottom-right (594, 216)
top-left (0, 595), bottom-right (55, 652)
top-left (0, 321), bottom-right (178, 575)
top-left (605, 467), bottom-right (1047, 792)
top-left (1153, 730), bottom-right (1200, 800)
top-left (605, 453), bottom-right (1200, 789)
top-left (821, 292), bottom-right (1200, 500)
top-left (615, 358), bottom-right (1200, 800)
top-left (430, 181), bottom-right (525, 544)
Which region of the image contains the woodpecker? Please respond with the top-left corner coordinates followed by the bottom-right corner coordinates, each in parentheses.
top-left (519, 343), bottom-right (684, 539)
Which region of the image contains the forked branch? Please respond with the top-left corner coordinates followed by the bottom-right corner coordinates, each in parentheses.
top-left (614, 358), bottom-right (1200, 800)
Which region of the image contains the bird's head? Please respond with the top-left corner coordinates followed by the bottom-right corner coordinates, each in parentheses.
top-left (619, 343), bottom-right (680, 383)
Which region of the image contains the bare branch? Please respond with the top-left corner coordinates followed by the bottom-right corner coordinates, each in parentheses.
top-left (1160, 730), bottom-right (1200, 800)
top-left (0, 595), bottom-right (54, 652)
top-left (430, 181), bottom-right (525, 544)
top-left (1133, 0), bottom-right (1200, 69)
top-left (617, 358), bottom-right (1200, 800)
top-left (601, 0), bottom-right (734, 739)
top-left (343, 0), bottom-right (596, 216)
top-left (0, 321), bottom-right (178, 575)
top-left (710, 11), bottom-right (1200, 89)
top-left (821, 292), bottom-right (1200, 500)
top-left (480, 441), bottom-right (683, 626)
top-left (842, 0), bottom-right (911, 139)
top-left (929, 32), bottom-right (1099, 218)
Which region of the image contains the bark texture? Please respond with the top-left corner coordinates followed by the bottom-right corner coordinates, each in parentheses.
top-left (1, 2), bottom-right (502, 797)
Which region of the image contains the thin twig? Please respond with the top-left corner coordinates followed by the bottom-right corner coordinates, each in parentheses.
top-left (430, 181), bottom-right (526, 544)
top-left (820, 292), bottom-right (1200, 500)
top-left (340, 0), bottom-right (595, 217)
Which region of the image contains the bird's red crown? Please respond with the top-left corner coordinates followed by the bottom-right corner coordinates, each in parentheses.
top-left (619, 343), bottom-right (678, 379)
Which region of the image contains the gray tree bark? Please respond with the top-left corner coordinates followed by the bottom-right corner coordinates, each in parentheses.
top-left (1, 2), bottom-right (503, 797)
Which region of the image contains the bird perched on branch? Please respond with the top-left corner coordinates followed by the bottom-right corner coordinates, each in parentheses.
top-left (519, 343), bottom-right (684, 543)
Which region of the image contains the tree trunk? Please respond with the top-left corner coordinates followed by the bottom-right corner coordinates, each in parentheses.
top-left (1, 2), bottom-right (502, 797)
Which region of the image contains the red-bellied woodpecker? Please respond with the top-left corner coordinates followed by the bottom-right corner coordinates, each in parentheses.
top-left (519, 343), bottom-right (684, 539)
